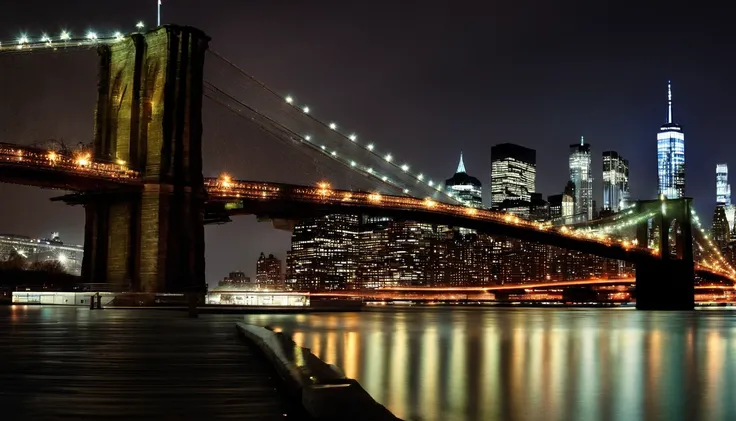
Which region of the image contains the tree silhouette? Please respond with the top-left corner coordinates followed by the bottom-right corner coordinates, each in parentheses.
top-left (0, 249), bottom-right (28, 271)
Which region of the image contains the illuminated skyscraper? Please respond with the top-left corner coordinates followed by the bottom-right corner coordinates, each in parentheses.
top-left (569, 137), bottom-right (593, 220)
top-left (712, 206), bottom-right (731, 250)
top-left (657, 81), bottom-right (685, 199)
top-left (256, 252), bottom-right (283, 288)
top-left (602, 151), bottom-right (630, 212)
top-left (286, 214), bottom-right (359, 291)
top-left (490, 143), bottom-right (536, 207)
top-left (716, 164), bottom-right (731, 205)
top-left (445, 152), bottom-right (483, 207)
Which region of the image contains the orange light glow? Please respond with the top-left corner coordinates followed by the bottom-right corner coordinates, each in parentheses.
top-left (219, 173), bottom-right (232, 188)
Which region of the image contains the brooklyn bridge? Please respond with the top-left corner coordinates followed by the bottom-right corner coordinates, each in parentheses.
top-left (1, 25), bottom-right (733, 310)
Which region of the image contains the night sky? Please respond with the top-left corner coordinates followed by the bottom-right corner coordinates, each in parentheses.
top-left (1, 0), bottom-right (734, 284)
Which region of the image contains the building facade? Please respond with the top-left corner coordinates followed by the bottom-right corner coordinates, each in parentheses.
top-left (712, 206), bottom-right (731, 250)
top-left (602, 151), bottom-right (630, 212)
top-left (286, 214), bottom-right (359, 291)
top-left (0, 233), bottom-right (83, 275)
top-left (285, 215), bottom-right (635, 290)
top-left (717, 164), bottom-right (731, 205)
top-left (569, 137), bottom-right (593, 220)
top-left (256, 252), bottom-right (283, 288)
top-left (657, 81), bottom-right (685, 199)
top-left (445, 152), bottom-right (483, 207)
top-left (218, 272), bottom-right (252, 287)
top-left (490, 143), bottom-right (536, 207)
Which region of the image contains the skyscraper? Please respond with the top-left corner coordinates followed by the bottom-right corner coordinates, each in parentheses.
top-left (445, 152), bottom-right (483, 207)
top-left (490, 143), bottom-right (536, 207)
top-left (286, 214), bottom-right (359, 291)
top-left (717, 164), bottom-right (731, 205)
top-left (256, 252), bottom-right (283, 288)
top-left (569, 137), bottom-right (593, 220)
top-left (657, 81), bottom-right (685, 199)
top-left (712, 206), bottom-right (730, 250)
top-left (602, 151), bottom-right (630, 212)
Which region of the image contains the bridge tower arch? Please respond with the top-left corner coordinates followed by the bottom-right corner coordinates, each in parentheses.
top-left (634, 197), bottom-right (695, 310)
top-left (81, 26), bottom-right (210, 293)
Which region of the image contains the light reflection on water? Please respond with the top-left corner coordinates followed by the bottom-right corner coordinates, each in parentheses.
top-left (245, 307), bottom-right (736, 421)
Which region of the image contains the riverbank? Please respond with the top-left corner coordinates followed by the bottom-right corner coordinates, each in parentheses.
top-left (236, 322), bottom-right (401, 420)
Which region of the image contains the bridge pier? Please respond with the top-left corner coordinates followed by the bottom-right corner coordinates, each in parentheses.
top-left (78, 25), bottom-right (210, 293)
top-left (634, 197), bottom-right (695, 310)
top-left (635, 259), bottom-right (694, 310)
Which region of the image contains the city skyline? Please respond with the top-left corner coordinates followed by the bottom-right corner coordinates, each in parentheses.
top-left (1, 1), bottom-right (735, 283)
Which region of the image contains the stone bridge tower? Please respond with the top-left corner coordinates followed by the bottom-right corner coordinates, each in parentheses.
top-left (81, 25), bottom-right (209, 293)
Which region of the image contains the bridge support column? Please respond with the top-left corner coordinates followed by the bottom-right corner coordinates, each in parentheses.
top-left (81, 195), bottom-right (140, 291)
top-left (139, 184), bottom-right (205, 293)
top-left (635, 198), bottom-right (694, 310)
top-left (79, 25), bottom-right (210, 293)
top-left (635, 259), bottom-right (694, 310)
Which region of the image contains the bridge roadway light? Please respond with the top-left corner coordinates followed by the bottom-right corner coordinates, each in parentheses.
top-left (401, 164), bottom-right (409, 172)
top-left (285, 96), bottom-right (293, 104)
top-left (349, 134), bottom-right (357, 141)
top-left (219, 173), bottom-right (232, 188)
top-left (384, 153), bottom-right (392, 162)
top-left (304, 135), bottom-right (311, 141)
top-left (367, 143), bottom-right (374, 151)
top-left (40, 34), bottom-right (51, 43)
top-left (136, 21), bottom-right (145, 30)
top-left (75, 153), bottom-right (91, 167)
top-left (417, 174), bottom-right (424, 180)
top-left (302, 106), bottom-right (310, 113)
top-left (114, 32), bottom-right (124, 41)
top-left (329, 123), bottom-right (337, 130)
top-left (60, 31), bottom-right (71, 41)
top-left (87, 32), bottom-right (98, 41)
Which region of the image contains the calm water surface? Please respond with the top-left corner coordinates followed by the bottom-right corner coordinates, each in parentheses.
top-left (244, 307), bottom-right (736, 421)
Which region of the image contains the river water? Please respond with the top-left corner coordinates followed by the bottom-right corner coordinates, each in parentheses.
top-left (244, 307), bottom-right (736, 421)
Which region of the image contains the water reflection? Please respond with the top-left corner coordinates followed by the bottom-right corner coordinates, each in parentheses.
top-left (244, 308), bottom-right (736, 421)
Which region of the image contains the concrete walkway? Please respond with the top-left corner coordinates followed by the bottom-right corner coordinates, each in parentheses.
top-left (0, 306), bottom-right (308, 420)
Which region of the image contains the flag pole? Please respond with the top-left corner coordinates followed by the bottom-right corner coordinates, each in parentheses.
top-left (157, 0), bottom-right (161, 26)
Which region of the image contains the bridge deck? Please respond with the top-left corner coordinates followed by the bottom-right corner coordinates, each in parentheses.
top-left (0, 306), bottom-right (307, 420)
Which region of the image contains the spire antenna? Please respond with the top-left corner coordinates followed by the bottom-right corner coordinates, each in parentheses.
top-left (456, 151), bottom-right (466, 173)
top-left (667, 80), bottom-right (672, 124)
top-left (580, 135), bottom-right (584, 146)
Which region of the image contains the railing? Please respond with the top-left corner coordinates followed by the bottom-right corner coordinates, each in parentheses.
top-left (0, 143), bottom-right (139, 181)
top-left (204, 178), bottom-right (736, 281)
top-left (204, 178), bottom-right (642, 249)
